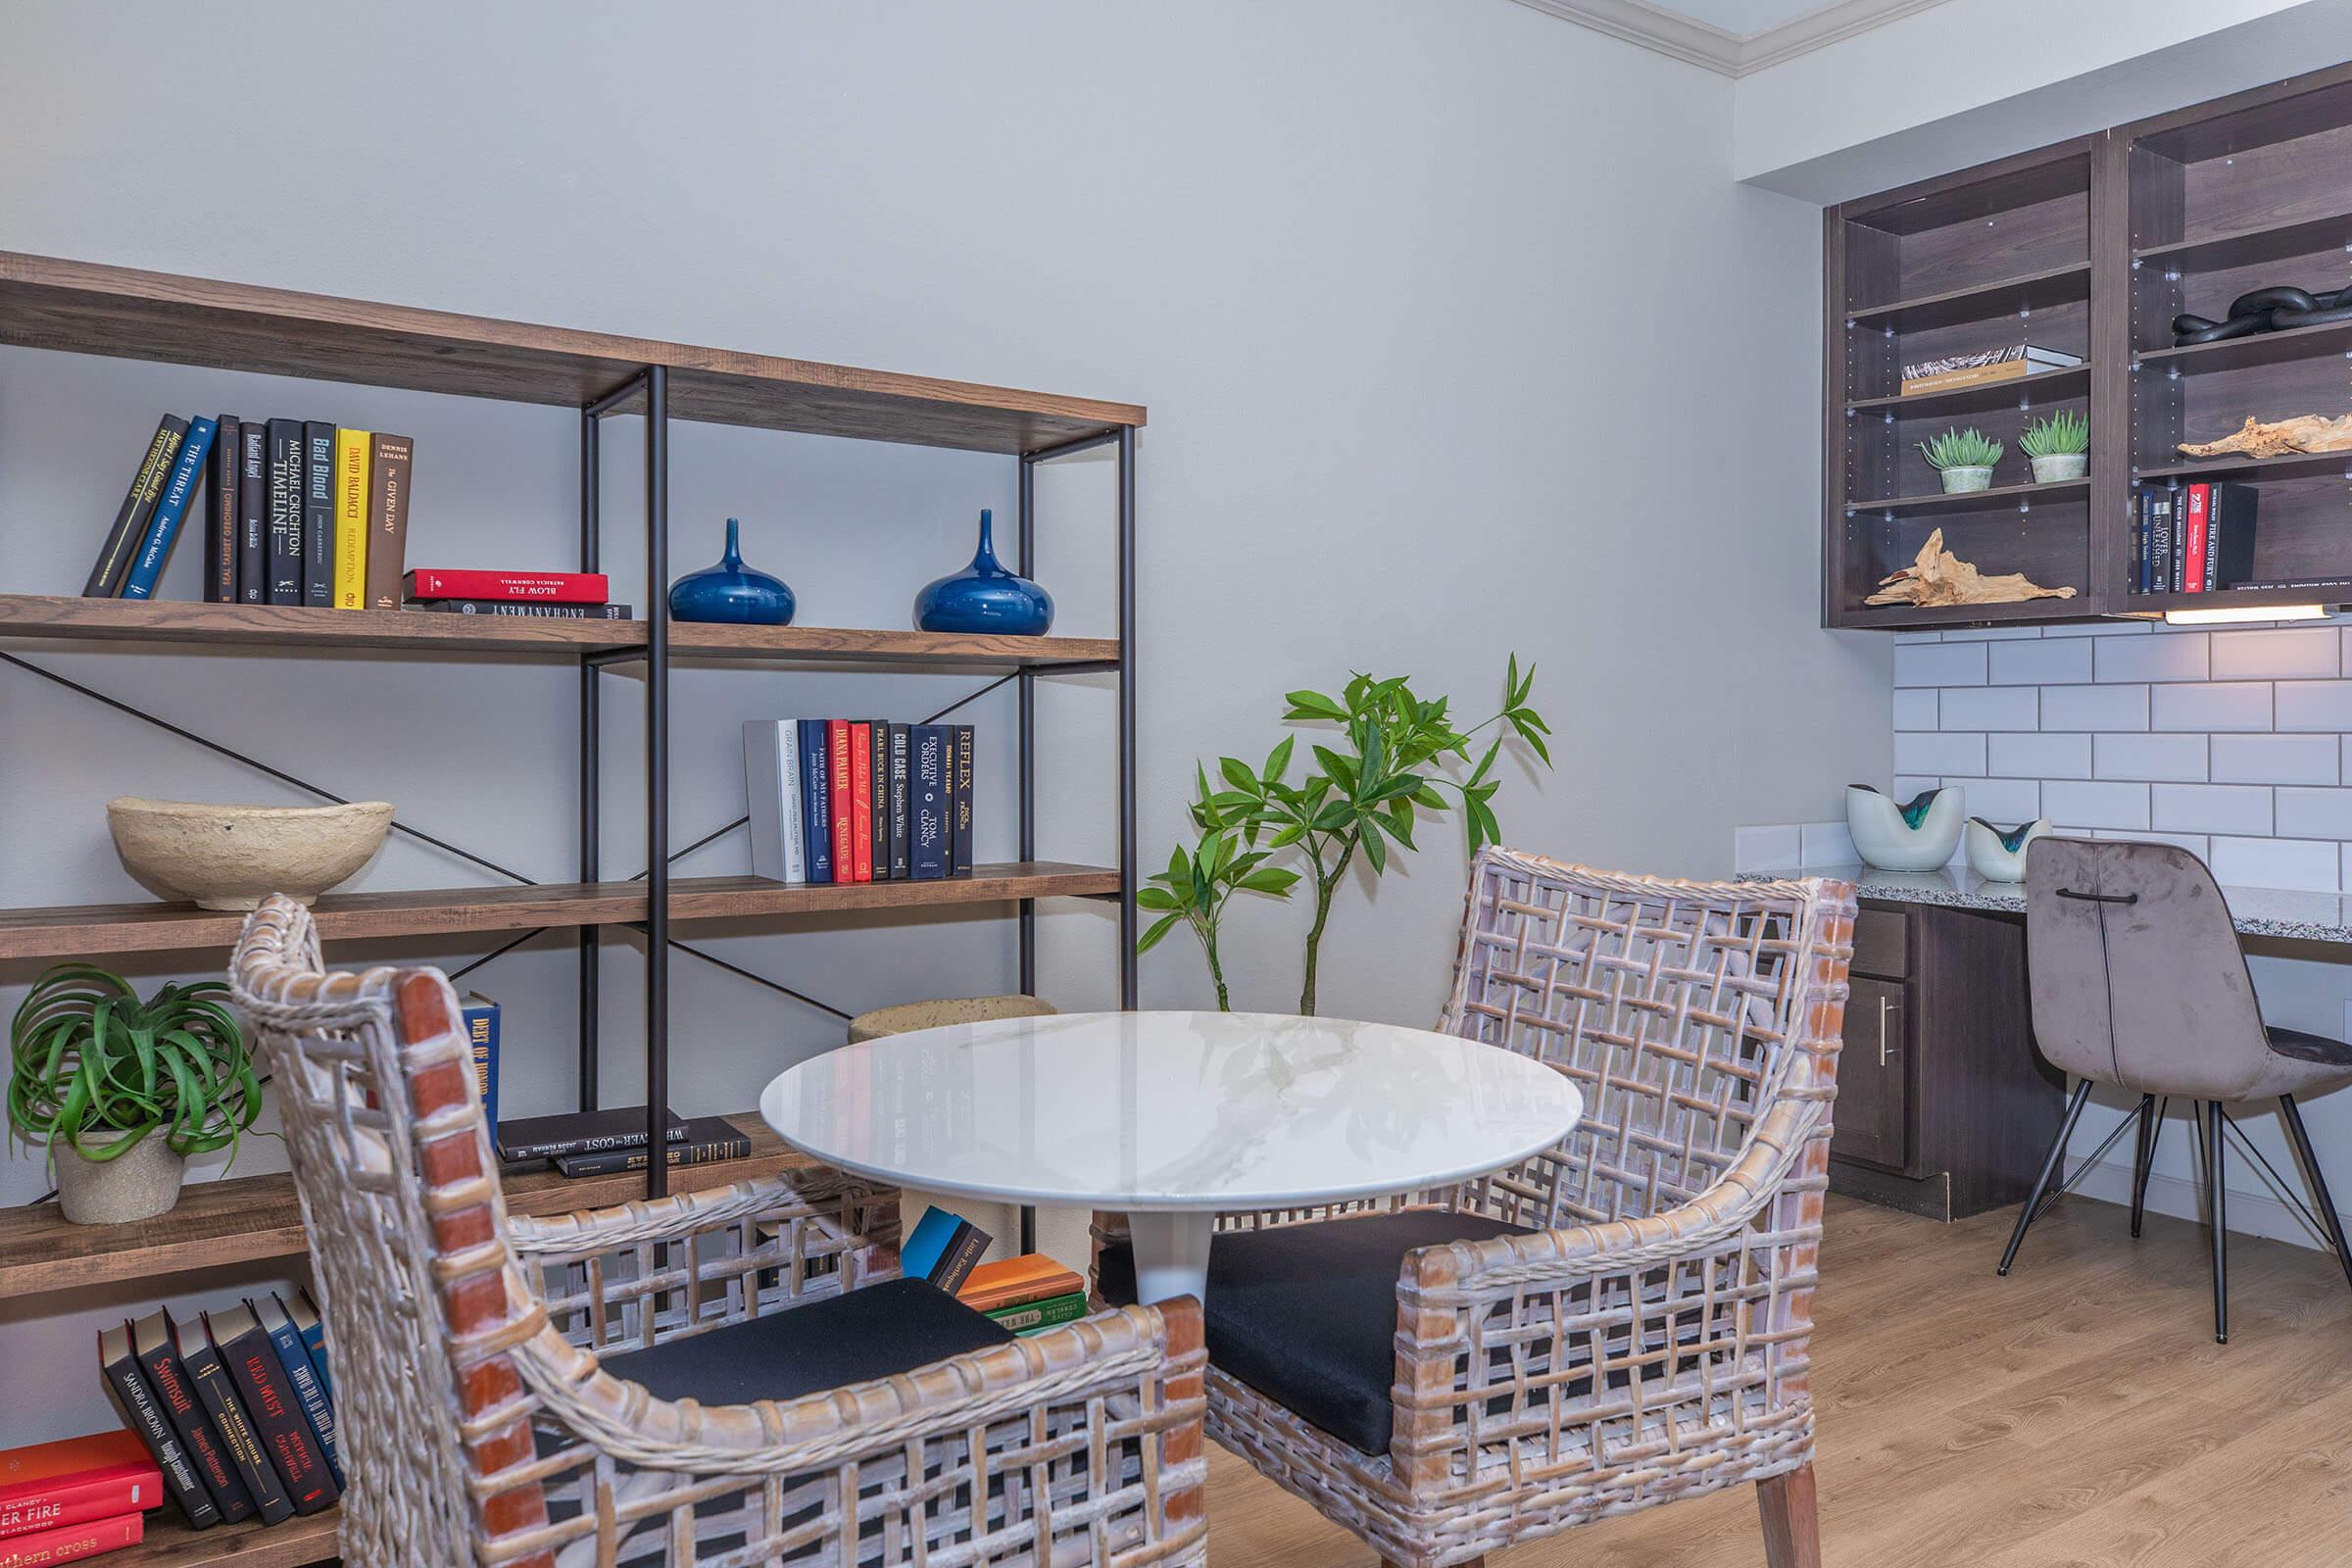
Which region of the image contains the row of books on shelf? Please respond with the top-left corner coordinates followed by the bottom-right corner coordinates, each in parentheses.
top-left (745, 719), bottom-right (976, 886)
top-left (0, 1294), bottom-right (344, 1564)
top-left (2128, 480), bottom-right (2276, 595)
top-left (495, 1105), bottom-right (751, 1176)
top-left (906, 1210), bottom-right (1090, 1336)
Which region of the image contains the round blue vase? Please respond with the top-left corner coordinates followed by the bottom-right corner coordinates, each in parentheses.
top-left (668, 517), bottom-right (795, 625)
top-left (914, 509), bottom-right (1054, 636)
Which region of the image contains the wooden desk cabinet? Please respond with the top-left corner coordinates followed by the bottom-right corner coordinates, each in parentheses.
top-left (1828, 900), bottom-right (2067, 1220)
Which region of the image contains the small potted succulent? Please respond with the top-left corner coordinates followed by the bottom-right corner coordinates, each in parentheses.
top-left (2019, 409), bottom-right (2089, 484)
top-left (8, 964), bottom-right (264, 1224)
top-left (1919, 427), bottom-right (2003, 494)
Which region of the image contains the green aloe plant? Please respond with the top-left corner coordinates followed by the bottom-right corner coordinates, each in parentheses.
top-left (2018, 409), bottom-right (2088, 458)
top-left (1918, 426), bottom-right (2003, 469)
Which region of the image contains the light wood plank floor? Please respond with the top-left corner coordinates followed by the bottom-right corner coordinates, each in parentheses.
top-left (1204, 1194), bottom-right (2352, 1568)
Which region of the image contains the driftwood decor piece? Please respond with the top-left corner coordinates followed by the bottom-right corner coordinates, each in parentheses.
top-left (2179, 414), bottom-right (2352, 460)
top-left (1865, 527), bottom-right (2079, 609)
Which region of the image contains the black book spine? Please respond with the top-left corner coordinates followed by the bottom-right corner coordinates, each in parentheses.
top-left (84, 416), bottom-right (188, 597)
top-left (179, 1327), bottom-right (295, 1524)
top-left (410, 598), bottom-right (635, 618)
top-left (267, 418), bottom-right (303, 604)
top-left (136, 1333), bottom-right (255, 1521)
top-left (887, 723), bottom-right (911, 880)
top-left (100, 1335), bottom-right (220, 1529)
top-left (910, 724), bottom-right (948, 881)
top-left (497, 1122), bottom-right (688, 1163)
top-left (217, 1320), bottom-right (338, 1514)
top-left (302, 422), bottom-right (336, 608)
top-left (867, 720), bottom-right (891, 879)
top-left (951, 723), bottom-right (975, 875)
top-left (237, 422), bottom-right (269, 604)
top-left (553, 1129), bottom-right (751, 1178)
top-left (205, 417), bottom-right (240, 604)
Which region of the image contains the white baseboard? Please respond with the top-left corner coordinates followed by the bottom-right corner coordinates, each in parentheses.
top-left (2068, 1158), bottom-right (2348, 1253)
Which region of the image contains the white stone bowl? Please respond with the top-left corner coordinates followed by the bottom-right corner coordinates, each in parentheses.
top-left (1845, 784), bottom-right (1965, 872)
top-left (106, 798), bottom-right (395, 910)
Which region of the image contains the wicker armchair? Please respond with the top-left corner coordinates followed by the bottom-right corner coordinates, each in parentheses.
top-left (229, 895), bottom-right (1207, 1568)
top-left (1095, 849), bottom-right (1854, 1568)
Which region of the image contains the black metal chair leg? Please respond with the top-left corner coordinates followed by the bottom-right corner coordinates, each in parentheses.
top-left (2000, 1080), bottom-right (2093, 1276)
top-left (2279, 1095), bottom-right (2352, 1293)
top-left (2203, 1100), bottom-right (2229, 1345)
top-left (2129, 1094), bottom-right (2160, 1239)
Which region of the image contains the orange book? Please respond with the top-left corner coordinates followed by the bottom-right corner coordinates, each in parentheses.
top-left (0, 1431), bottom-right (159, 1540)
top-left (849, 722), bottom-right (875, 883)
top-left (827, 721), bottom-right (856, 880)
top-left (957, 1253), bottom-right (1086, 1314)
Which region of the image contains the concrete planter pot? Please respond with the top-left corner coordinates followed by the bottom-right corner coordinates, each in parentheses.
top-left (107, 798), bottom-right (394, 910)
top-left (52, 1129), bottom-right (186, 1225)
top-left (2030, 453), bottom-right (2088, 484)
top-left (1937, 465), bottom-right (1996, 494)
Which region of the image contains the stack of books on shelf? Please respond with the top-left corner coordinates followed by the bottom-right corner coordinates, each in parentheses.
top-left (0, 1430), bottom-right (160, 1565)
top-left (956, 1254), bottom-right (1090, 1336)
top-left (496, 1106), bottom-right (750, 1177)
top-left (2130, 481), bottom-right (2277, 594)
top-left (403, 567), bottom-right (631, 619)
top-left (74, 1292), bottom-right (340, 1559)
top-left (1898, 344), bottom-right (2083, 397)
top-left (82, 415), bottom-right (412, 609)
top-left (744, 719), bottom-right (976, 886)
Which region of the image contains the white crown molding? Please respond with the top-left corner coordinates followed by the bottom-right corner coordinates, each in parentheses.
top-left (1508, 0), bottom-right (1955, 77)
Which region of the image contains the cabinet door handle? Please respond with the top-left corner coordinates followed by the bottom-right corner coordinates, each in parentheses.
top-left (1878, 995), bottom-right (1896, 1068)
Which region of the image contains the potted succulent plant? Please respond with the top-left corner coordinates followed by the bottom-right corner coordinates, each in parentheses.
top-left (8, 964), bottom-right (263, 1224)
top-left (2019, 409), bottom-right (2089, 484)
top-left (1919, 426), bottom-right (2003, 494)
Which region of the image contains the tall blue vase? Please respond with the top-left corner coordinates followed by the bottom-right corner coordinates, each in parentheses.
top-left (913, 509), bottom-right (1054, 636)
top-left (668, 517), bottom-right (795, 625)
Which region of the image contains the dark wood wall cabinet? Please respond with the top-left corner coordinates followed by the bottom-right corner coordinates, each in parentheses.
top-left (1824, 60), bottom-right (2352, 629)
top-left (1828, 901), bottom-right (2067, 1220)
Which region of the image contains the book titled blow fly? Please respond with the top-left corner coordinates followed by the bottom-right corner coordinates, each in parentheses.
top-left (746, 718), bottom-right (975, 886)
top-left (79, 414), bottom-right (411, 608)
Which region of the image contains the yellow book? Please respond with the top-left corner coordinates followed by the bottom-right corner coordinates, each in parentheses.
top-left (334, 427), bottom-right (372, 609)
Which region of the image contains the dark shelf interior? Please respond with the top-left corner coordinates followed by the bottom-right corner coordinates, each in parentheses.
top-left (1843, 478), bottom-right (2090, 517)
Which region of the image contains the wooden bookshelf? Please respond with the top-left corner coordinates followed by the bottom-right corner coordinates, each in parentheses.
top-left (120, 1506), bottom-right (340, 1568)
top-left (1842, 477), bottom-right (2089, 519)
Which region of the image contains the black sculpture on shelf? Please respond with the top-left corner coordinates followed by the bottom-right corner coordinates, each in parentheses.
top-left (2173, 283), bottom-right (2352, 345)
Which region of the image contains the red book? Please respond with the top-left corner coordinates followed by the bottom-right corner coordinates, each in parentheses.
top-left (2182, 484), bottom-right (2210, 594)
top-left (0, 1433), bottom-right (159, 1541)
top-left (0, 1510), bottom-right (143, 1566)
top-left (849, 722), bottom-right (875, 883)
top-left (827, 721), bottom-right (856, 882)
top-left (402, 568), bottom-right (610, 603)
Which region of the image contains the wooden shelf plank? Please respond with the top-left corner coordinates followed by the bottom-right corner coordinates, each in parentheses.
top-left (1846, 364), bottom-right (2089, 418)
top-left (2132, 315), bottom-right (2352, 375)
top-left (2132, 207), bottom-right (2352, 271)
top-left (2118, 585), bottom-right (2352, 612)
top-left (2133, 451), bottom-right (2352, 484)
top-left (0, 252), bottom-right (1140, 453)
top-left (1836, 596), bottom-right (2092, 631)
top-left (1844, 262), bottom-right (2090, 334)
top-left (0, 863), bottom-right (1121, 960)
top-left (0, 596), bottom-right (1120, 668)
top-left (1843, 478), bottom-right (2089, 517)
top-left (0, 1114), bottom-right (817, 1299)
top-left (121, 1503), bottom-right (340, 1568)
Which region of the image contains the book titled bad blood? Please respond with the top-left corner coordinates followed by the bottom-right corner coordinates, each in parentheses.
top-left (0, 1430), bottom-right (159, 1541)
top-left (404, 568), bottom-right (609, 603)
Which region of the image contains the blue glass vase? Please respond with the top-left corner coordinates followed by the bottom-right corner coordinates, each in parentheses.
top-left (914, 509), bottom-right (1054, 636)
top-left (668, 517), bottom-right (795, 625)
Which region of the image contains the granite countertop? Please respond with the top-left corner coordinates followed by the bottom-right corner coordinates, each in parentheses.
top-left (1736, 863), bottom-right (2352, 946)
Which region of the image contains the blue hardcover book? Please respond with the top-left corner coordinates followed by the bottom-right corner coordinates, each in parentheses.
top-left (910, 724), bottom-right (950, 881)
top-left (251, 1293), bottom-right (342, 1488)
top-left (798, 718), bottom-right (833, 883)
top-left (902, 1205), bottom-right (990, 1294)
top-left (121, 416), bottom-right (219, 599)
top-left (462, 993), bottom-right (500, 1129)
top-left (289, 1287), bottom-right (332, 1406)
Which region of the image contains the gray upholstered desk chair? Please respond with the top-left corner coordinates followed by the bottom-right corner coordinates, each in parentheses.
top-left (2003, 837), bottom-right (2352, 1342)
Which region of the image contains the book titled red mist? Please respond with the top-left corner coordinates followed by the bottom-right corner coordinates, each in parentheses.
top-left (0, 1429), bottom-right (156, 1564)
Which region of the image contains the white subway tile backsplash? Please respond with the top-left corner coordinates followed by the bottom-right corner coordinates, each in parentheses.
top-left (2209, 836), bottom-right (2343, 893)
top-left (1894, 731), bottom-right (1986, 776)
top-left (2066, 621), bottom-right (2153, 635)
top-left (1989, 732), bottom-right (2092, 778)
top-left (2096, 633), bottom-right (2209, 683)
top-left (1892, 775), bottom-right (1940, 801)
top-left (2211, 733), bottom-right (2338, 786)
top-left (2275, 788), bottom-right (2352, 842)
top-left (2274, 681), bottom-right (2352, 731)
top-left (2040, 684), bottom-right (2149, 731)
top-left (1936, 687), bottom-right (2037, 731)
top-left (2151, 783), bottom-right (2271, 836)
top-left (1799, 821), bottom-right (1856, 866)
top-left (1892, 688), bottom-right (1938, 730)
top-left (1734, 825), bottom-right (1803, 874)
top-left (2094, 828), bottom-right (2210, 860)
top-left (2093, 733), bottom-right (2207, 782)
top-left (1990, 637), bottom-right (2092, 686)
top-left (1895, 642), bottom-right (1986, 688)
top-left (2211, 627), bottom-right (2341, 680)
top-left (2151, 682), bottom-right (2273, 733)
top-left (2041, 780), bottom-right (2151, 831)
top-left (1962, 776), bottom-right (2041, 823)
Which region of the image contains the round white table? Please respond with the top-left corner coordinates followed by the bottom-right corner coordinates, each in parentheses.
top-left (759, 1009), bottom-right (1584, 1305)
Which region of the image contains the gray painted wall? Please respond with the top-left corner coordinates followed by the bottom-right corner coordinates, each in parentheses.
top-left (0, 0), bottom-right (1878, 1444)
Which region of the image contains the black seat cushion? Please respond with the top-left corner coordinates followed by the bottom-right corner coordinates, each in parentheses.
top-left (601, 1276), bottom-right (1014, 1408)
top-left (2268, 1025), bottom-right (2352, 1067)
top-left (1099, 1211), bottom-right (1534, 1455)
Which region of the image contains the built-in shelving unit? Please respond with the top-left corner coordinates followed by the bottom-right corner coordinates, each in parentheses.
top-left (1823, 60), bottom-right (2352, 628)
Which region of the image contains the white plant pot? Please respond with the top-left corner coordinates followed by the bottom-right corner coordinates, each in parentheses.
top-left (51, 1129), bottom-right (185, 1225)
top-left (1937, 466), bottom-right (1995, 494)
top-left (1965, 817), bottom-right (2051, 883)
top-left (1846, 785), bottom-right (1965, 872)
top-left (2030, 453), bottom-right (2087, 484)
